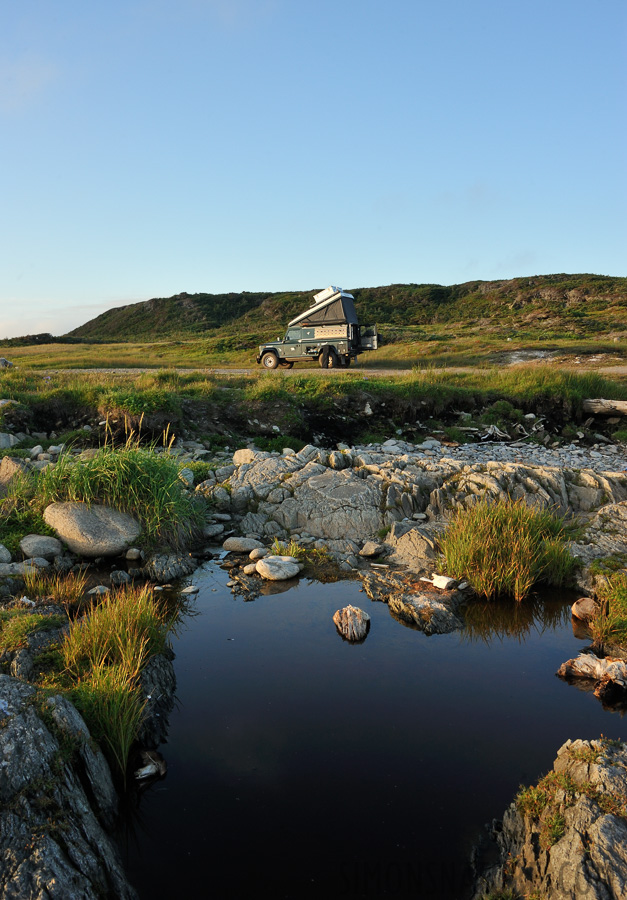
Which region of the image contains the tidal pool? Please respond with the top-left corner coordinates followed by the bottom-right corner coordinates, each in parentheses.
top-left (119, 562), bottom-right (627, 899)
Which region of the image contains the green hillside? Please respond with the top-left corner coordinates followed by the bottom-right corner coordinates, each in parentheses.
top-left (65, 274), bottom-right (627, 343)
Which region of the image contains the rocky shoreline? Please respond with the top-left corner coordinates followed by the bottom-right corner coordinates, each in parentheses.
top-left (2, 432), bottom-right (627, 898)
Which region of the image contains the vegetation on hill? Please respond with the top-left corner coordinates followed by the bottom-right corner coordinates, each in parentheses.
top-left (55, 274), bottom-right (627, 344)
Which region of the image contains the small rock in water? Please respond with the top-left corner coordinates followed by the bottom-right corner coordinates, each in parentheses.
top-left (180, 585), bottom-right (199, 595)
top-left (332, 605), bottom-right (371, 642)
top-left (571, 596), bottom-right (599, 623)
top-left (243, 563), bottom-right (258, 575)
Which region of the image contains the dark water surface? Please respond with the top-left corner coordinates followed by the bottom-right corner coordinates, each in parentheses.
top-left (119, 563), bottom-right (627, 899)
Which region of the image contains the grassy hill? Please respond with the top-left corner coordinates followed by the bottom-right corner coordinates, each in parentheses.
top-left (64, 274), bottom-right (627, 344)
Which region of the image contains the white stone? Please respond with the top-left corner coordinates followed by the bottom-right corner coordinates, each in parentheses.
top-left (431, 574), bottom-right (457, 590)
top-left (255, 555), bottom-right (301, 581)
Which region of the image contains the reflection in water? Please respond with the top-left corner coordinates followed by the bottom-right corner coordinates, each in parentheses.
top-left (121, 569), bottom-right (627, 900)
top-left (461, 593), bottom-right (573, 644)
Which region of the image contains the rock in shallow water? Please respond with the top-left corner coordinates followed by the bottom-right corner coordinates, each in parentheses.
top-left (333, 605), bottom-right (371, 642)
top-left (255, 555), bottom-right (301, 581)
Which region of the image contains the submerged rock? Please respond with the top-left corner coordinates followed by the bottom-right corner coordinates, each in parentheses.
top-left (388, 592), bottom-right (463, 635)
top-left (333, 605), bottom-right (371, 642)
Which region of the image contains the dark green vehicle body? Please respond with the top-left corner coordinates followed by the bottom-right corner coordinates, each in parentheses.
top-left (256, 287), bottom-right (378, 370)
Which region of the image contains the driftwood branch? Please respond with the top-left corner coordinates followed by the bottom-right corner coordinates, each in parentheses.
top-left (582, 398), bottom-right (627, 417)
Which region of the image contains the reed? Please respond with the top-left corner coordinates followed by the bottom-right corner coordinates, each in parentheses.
top-left (590, 573), bottom-right (627, 647)
top-left (440, 498), bottom-right (576, 601)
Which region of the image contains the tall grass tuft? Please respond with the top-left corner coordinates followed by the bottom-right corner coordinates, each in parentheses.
top-left (60, 585), bottom-right (171, 781)
top-left (590, 573), bottom-right (627, 648)
top-left (36, 436), bottom-right (203, 548)
top-left (440, 498), bottom-right (576, 601)
top-left (22, 569), bottom-right (88, 613)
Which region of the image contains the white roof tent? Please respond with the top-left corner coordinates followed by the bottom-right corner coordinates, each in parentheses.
top-left (288, 286), bottom-right (358, 328)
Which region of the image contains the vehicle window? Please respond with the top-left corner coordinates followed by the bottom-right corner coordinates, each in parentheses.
top-left (286, 329), bottom-right (301, 341)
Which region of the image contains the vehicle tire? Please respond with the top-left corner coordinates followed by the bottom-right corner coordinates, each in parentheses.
top-left (327, 349), bottom-right (338, 368)
top-left (261, 352), bottom-right (279, 370)
top-left (280, 361), bottom-right (294, 369)
top-left (319, 346), bottom-right (330, 368)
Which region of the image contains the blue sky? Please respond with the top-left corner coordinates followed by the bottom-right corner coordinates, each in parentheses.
top-left (1, 0), bottom-right (625, 338)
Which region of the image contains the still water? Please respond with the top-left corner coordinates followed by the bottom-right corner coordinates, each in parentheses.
top-left (120, 562), bottom-right (627, 899)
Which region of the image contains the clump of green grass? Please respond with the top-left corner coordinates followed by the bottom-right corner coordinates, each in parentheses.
top-left (440, 498), bottom-right (576, 601)
top-left (516, 757), bottom-right (627, 851)
top-left (0, 469), bottom-right (58, 556)
top-left (0, 609), bottom-right (66, 654)
top-left (22, 569), bottom-right (89, 613)
top-left (268, 538), bottom-right (339, 582)
top-left (61, 584), bottom-right (170, 676)
top-left (56, 584), bottom-right (171, 781)
top-left (590, 573), bottom-right (627, 647)
top-left (36, 439), bottom-right (203, 548)
top-left (253, 435), bottom-right (307, 453)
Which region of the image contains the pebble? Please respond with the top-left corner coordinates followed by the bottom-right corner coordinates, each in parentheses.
top-left (361, 438), bottom-right (627, 475)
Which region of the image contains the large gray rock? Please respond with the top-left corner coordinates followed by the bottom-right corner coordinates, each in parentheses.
top-left (384, 522), bottom-right (439, 573)
top-left (43, 502), bottom-right (142, 557)
top-left (0, 675), bottom-right (137, 899)
top-left (0, 433), bottom-right (19, 449)
top-left (271, 469), bottom-right (384, 541)
top-left (19, 533), bottom-right (64, 560)
top-left (473, 738), bottom-right (627, 900)
top-left (0, 543), bottom-right (10, 564)
top-left (0, 357), bottom-right (13, 368)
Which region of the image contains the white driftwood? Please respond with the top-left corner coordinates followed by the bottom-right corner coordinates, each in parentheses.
top-left (582, 399), bottom-right (627, 417)
top-left (333, 605), bottom-right (370, 642)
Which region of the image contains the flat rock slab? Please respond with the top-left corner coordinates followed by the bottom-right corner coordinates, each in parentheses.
top-left (19, 534), bottom-right (63, 561)
top-left (333, 605), bottom-right (371, 642)
top-left (43, 502), bottom-right (142, 557)
top-left (256, 555), bottom-right (301, 581)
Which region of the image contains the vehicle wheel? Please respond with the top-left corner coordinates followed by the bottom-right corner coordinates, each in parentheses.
top-left (280, 361), bottom-right (294, 369)
top-left (327, 349), bottom-right (338, 368)
top-left (261, 352), bottom-right (279, 370)
top-left (319, 347), bottom-right (330, 368)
